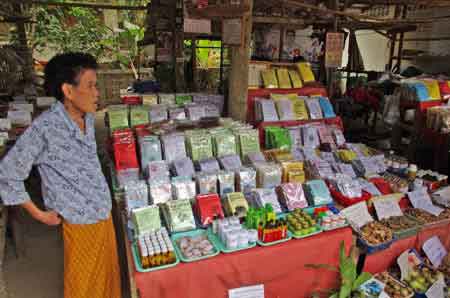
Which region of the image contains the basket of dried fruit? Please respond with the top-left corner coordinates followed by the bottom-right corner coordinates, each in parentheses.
top-left (356, 221), bottom-right (394, 254)
top-left (402, 266), bottom-right (446, 298)
top-left (404, 208), bottom-right (450, 228)
top-left (375, 272), bottom-right (414, 298)
top-left (379, 216), bottom-right (422, 240)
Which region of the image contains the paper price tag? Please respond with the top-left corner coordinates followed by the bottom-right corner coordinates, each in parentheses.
top-left (341, 201), bottom-right (373, 229)
top-left (229, 285), bottom-right (264, 298)
top-left (423, 236), bottom-right (447, 269)
top-left (0, 119), bottom-right (11, 131)
top-left (408, 190), bottom-right (443, 216)
top-left (425, 277), bottom-right (445, 298)
top-left (397, 249), bottom-right (422, 280)
top-left (36, 96), bottom-right (56, 107)
top-left (374, 199), bottom-right (403, 220)
top-left (9, 102), bottom-right (34, 113)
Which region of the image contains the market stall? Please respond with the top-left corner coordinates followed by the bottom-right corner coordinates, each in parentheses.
top-left (105, 85), bottom-right (450, 298)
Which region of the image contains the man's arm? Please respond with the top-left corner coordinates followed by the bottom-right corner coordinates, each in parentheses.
top-left (0, 124), bottom-right (61, 226)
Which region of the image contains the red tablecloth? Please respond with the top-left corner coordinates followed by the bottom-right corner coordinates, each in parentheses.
top-left (247, 86), bottom-right (328, 125)
top-left (363, 221), bottom-right (450, 274)
top-left (134, 228), bottom-right (352, 298)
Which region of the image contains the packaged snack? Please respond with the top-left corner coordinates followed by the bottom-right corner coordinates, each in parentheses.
top-left (195, 194), bottom-right (224, 225)
top-left (250, 188), bottom-right (282, 213)
top-left (296, 62), bottom-right (315, 83)
top-left (278, 183), bottom-right (308, 210)
top-left (131, 205), bottom-right (161, 236)
top-left (218, 154), bottom-right (242, 171)
top-left (212, 131), bottom-right (237, 157)
top-left (147, 161), bottom-right (170, 184)
top-left (265, 126), bottom-right (292, 150)
top-left (186, 133), bottom-right (213, 161)
top-left (138, 135), bottom-right (162, 173)
top-left (124, 180), bottom-right (149, 216)
top-left (186, 104), bottom-right (206, 121)
top-left (130, 105), bottom-right (150, 127)
top-left (149, 105), bottom-right (168, 123)
top-left (255, 99), bottom-right (279, 122)
top-left (161, 133), bottom-right (187, 162)
top-left (196, 173), bottom-right (218, 195)
top-left (236, 129), bottom-right (260, 158)
top-left (108, 105), bottom-right (129, 132)
top-left (302, 125), bottom-right (320, 148)
top-left (149, 182), bottom-right (172, 204)
top-left (256, 163), bottom-right (282, 189)
top-left (171, 178), bottom-right (196, 201)
top-left (318, 97), bottom-right (336, 118)
top-left (304, 180), bottom-right (333, 206)
top-left (261, 69), bottom-right (279, 88)
top-left (217, 171), bottom-right (236, 198)
top-left (197, 158), bottom-right (220, 173)
top-left (141, 94), bottom-right (158, 106)
top-left (276, 68), bottom-right (291, 89)
top-left (275, 99), bottom-right (295, 120)
top-left (158, 93), bottom-right (176, 105)
top-left (172, 158), bottom-right (195, 178)
top-left (168, 107), bottom-right (187, 120)
top-left (305, 98), bottom-right (323, 119)
top-left (224, 192), bottom-right (249, 218)
top-left (288, 69), bottom-right (303, 88)
top-left (235, 167), bottom-right (257, 194)
top-left (162, 199), bottom-right (196, 233)
top-left (175, 93), bottom-right (193, 105)
top-left (291, 97), bottom-right (309, 120)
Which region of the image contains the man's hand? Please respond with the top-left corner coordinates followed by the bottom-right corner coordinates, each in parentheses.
top-left (21, 200), bottom-right (62, 226)
top-left (36, 210), bottom-right (62, 226)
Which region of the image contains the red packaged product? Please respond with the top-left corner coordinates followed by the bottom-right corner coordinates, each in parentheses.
top-left (113, 129), bottom-right (139, 171)
top-left (195, 194), bottom-right (224, 226)
top-left (369, 177), bottom-right (393, 195)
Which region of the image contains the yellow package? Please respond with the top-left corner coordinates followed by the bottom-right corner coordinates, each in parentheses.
top-left (142, 94), bottom-right (158, 106)
top-left (291, 98), bottom-right (309, 120)
top-left (421, 80), bottom-right (441, 100)
top-left (281, 161), bottom-right (304, 182)
top-left (337, 149), bottom-right (357, 162)
top-left (261, 69), bottom-right (279, 89)
top-left (271, 93), bottom-right (291, 101)
top-left (296, 62), bottom-right (315, 83)
top-left (288, 70), bottom-right (303, 88)
top-left (225, 192), bottom-right (249, 218)
top-left (276, 68), bottom-right (292, 89)
top-left (288, 170), bottom-right (306, 184)
top-left (273, 151), bottom-right (294, 163)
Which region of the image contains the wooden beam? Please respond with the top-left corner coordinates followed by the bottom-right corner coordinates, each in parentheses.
top-left (186, 3), bottom-right (250, 20)
top-left (14, 0), bottom-right (147, 10)
top-left (228, 0), bottom-right (253, 121)
top-left (253, 16), bottom-right (305, 26)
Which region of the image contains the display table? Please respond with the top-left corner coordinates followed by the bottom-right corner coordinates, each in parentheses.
top-left (363, 220), bottom-right (450, 274)
top-left (247, 85), bottom-right (328, 125)
top-left (125, 226), bottom-right (352, 298)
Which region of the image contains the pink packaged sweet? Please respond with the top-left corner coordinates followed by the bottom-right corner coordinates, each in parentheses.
top-left (279, 183), bottom-right (308, 211)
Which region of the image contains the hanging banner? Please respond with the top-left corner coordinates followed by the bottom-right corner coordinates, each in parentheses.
top-left (325, 32), bottom-right (344, 68)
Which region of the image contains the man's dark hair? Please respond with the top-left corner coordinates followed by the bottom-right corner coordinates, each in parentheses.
top-left (44, 52), bottom-right (98, 102)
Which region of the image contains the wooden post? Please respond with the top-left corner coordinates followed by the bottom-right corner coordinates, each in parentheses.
top-left (228, 0), bottom-right (253, 121)
top-left (388, 5), bottom-right (401, 71)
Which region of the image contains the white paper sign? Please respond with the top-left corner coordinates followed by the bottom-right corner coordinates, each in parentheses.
top-left (423, 236), bottom-right (447, 269)
top-left (229, 285), bottom-right (264, 298)
top-left (36, 96), bottom-right (56, 107)
top-left (408, 190), bottom-right (443, 216)
top-left (0, 119), bottom-right (11, 131)
top-left (425, 277), bottom-right (445, 298)
top-left (341, 201), bottom-right (373, 228)
top-left (374, 199), bottom-right (403, 220)
top-left (397, 249), bottom-right (422, 280)
top-left (7, 110), bottom-right (32, 126)
top-left (9, 102), bottom-right (34, 113)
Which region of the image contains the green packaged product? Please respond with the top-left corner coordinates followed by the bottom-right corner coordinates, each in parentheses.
top-left (130, 105), bottom-right (150, 127)
top-left (158, 93), bottom-right (176, 105)
top-left (132, 205), bottom-right (161, 237)
top-left (162, 199), bottom-right (196, 233)
top-left (175, 94), bottom-right (193, 106)
top-left (186, 133), bottom-right (213, 161)
top-left (265, 126), bottom-right (292, 150)
top-left (212, 131), bottom-right (237, 157)
top-left (108, 105), bottom-right (129, 132)
top-left (236, 129), bottom-right (260, 159)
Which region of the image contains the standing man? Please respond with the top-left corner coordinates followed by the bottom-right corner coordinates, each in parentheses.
top-left (0, 52), bottom-right (121, 298)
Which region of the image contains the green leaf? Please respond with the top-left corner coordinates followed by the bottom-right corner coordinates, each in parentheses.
top-left (352, 272), bottom-right (372, 291)
top-left (339, 283), bottom-right (352, 298)
top-left (330, 293), bottom-right (339, 298)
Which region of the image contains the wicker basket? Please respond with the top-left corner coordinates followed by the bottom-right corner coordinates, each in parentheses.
top-left (96, 68), bottom-right (152, 105)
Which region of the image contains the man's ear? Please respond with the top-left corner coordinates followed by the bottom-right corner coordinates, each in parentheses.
top-left (61, 83), bottom-right (72, 101)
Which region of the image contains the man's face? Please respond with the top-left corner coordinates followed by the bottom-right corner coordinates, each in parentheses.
top-left (64, 69), bottom-right (99, 114)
